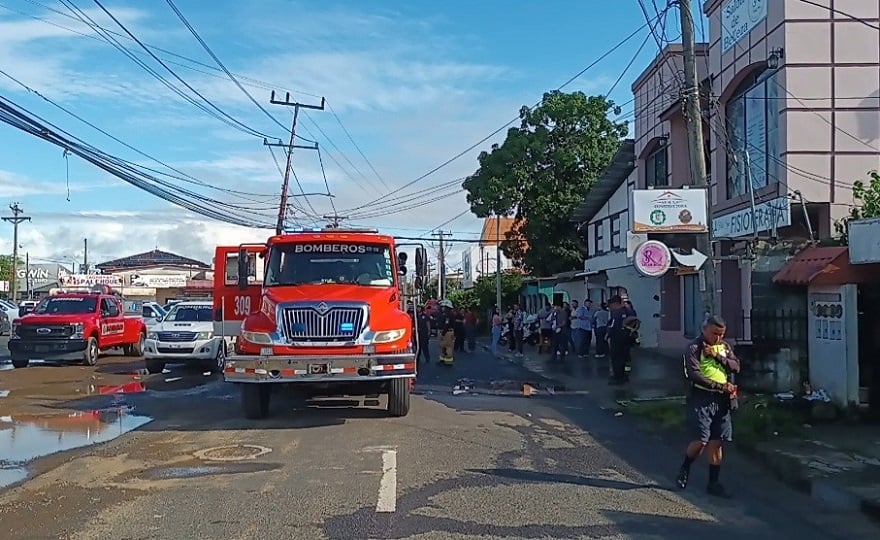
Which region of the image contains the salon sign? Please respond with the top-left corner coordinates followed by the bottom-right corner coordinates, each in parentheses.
top-left (633, 240), bottom-right (672, 278)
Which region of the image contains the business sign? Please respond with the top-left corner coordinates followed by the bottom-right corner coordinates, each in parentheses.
top-left (15, 263), bottom-right (65, 287)
top-left (633, 240), bottom-right (672, 278)
top-left (721, 0), bottom-right (767, 54)
top-left (632, 189), bottom-right (708, 233)
top-left (60, 274), bottom-right (122, 287)
top-left (712, 196), bottom-right (791, 239)
top-left (461, 250), bottom-right (474, 289)
top-left (131, 274), bottom-right (188, 288)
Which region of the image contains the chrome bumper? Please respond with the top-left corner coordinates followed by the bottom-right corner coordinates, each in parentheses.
top-left (223, 353), bottom-right (417, 384)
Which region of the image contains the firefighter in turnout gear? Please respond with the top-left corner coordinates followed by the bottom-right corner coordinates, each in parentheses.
top-left (438, 299), bottom-right (455, 365)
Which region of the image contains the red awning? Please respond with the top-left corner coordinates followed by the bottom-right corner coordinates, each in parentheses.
top-left (772, 246), bottom-right (880, 286)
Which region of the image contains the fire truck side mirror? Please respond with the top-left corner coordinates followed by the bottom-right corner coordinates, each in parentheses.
top-left (237, 247), bottom-right (249, 291)
top-left (415, 247), bottom-right (428, 278)
top-left (397, 251), bottom-right (408, 276)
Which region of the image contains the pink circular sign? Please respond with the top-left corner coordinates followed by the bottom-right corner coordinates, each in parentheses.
top-left (633, 240), bottom-right (671, 277)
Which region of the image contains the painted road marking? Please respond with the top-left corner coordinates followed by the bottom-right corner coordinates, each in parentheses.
top-left (376, 449), bottom-right (397, 513)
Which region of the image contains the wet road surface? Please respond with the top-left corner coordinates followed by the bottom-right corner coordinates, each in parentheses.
top-left (1, 338), bottom-right (878, 539)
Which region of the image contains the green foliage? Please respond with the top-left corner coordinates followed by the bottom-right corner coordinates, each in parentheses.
top-left (462, 90), bottom-right (628, 275)
top-left (447, 272), bottom-right (523, 311)
top-left (834, 170), bottom-right (880, 243)
top-left (0, 254), bottom-right (23, 283)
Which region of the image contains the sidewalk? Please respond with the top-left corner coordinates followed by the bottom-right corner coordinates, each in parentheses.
top-left (484, 339), bottom-right (880, 523)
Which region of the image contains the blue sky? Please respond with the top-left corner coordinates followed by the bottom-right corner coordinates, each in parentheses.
top-left (0, 0), bottom-right (705, 266)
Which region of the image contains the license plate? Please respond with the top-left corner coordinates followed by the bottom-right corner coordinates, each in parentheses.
top-left (308, 363), bottom-right (329, 375)
top-left (170, 343), bottom-right (184, 349)
top-left (34, 345), bottom-right (49, 353)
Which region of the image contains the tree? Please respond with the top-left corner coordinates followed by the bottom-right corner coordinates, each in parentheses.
top-left (447, 272), bottom-right (523, 312)
top-left (462, 90), bottom-right (628, 275)
top-left (834, 171), bottom-right (880, 244)
top-left (0, 254), bottom-right (23, 284)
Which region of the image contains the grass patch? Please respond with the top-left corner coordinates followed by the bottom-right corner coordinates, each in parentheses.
top-left (734, 395), bottom-right (807, 444)
top-left (621, 395), bottom-right (807, 444)
top-left (623, 400), bottom-right (686, 429)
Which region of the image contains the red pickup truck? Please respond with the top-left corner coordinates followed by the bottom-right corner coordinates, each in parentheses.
top-left (8, 288), bottom-right (147, 369)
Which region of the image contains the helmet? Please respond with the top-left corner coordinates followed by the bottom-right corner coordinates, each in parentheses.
top-left (439, 299), bottom-right (453, 309)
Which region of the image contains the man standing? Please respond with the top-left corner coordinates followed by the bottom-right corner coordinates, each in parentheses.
top-left (582, 299), bottom-right (595, 356)
top-left (415, 306), bottom-right (431, 363)
top-left (606, 296), bottom-right (631, 384)
top-left (676, 315), bottom-right (740, 498)
top-left (571, 300), bottom-right (587, 358)
top-left (553, 302), bottom-right (570, 361)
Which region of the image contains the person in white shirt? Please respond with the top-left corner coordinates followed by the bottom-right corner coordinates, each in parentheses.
top-left (571, 300), bottom-right (588, 357)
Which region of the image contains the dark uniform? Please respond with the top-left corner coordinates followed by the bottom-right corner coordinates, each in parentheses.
top-left (683, 336), bottom-right (740, 443)
top-left (607, 306), bottom-right (631, 382)
top-left (415, 310), bottom-right (431, 363)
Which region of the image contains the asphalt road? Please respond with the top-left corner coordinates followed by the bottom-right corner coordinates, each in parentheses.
top-left (0, 339), bottom-right (878, 539)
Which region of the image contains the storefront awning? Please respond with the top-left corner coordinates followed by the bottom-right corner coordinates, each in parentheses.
top-left (772, 246), bottom-right (880, 286)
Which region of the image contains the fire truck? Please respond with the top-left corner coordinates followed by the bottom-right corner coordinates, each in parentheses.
top-left (213, 227), bottom-right (427, 419)
top-left (8, 284), bottom-right (147, 369)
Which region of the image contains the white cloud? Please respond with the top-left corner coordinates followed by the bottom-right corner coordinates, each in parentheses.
top-left (0, 169), bottom-right (118, 197)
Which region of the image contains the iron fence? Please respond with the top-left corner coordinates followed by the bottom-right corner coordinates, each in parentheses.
top-left (748, 308), bottom-right (808, 351)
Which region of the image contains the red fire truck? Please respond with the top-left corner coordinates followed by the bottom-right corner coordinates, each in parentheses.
top-left (213, 227), bottom-right (427, 419)
top-left (8, 285), bottom-right (147, 368)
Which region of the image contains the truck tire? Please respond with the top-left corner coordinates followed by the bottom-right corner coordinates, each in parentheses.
top-left (242, 384), bottom-right (271, 419)
top-left (145, 359), bottom-right (165, 374)
top-left (11, 356), bottom-right (29, 369)
top-left (206, 342), bottom-right (226, 374)
top-left (82, 337), bottom-right (99, 366)
top-left (387, 377), bottom-right (411, 417)
top-left (125, 333), bottom-right (145, 357)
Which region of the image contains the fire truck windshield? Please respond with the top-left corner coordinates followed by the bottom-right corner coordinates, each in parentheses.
top-left (264, 242), bottom-right (394, 287)
top-left (35, 297), bottom-right (98, 315)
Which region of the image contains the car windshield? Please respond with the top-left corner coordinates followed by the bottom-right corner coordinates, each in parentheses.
top-left (165, 304), bottom-right (213, 322)
top-left (265, 242), bottom-right (394, 287)
top-left (35, 297), bottom-right (98, 315)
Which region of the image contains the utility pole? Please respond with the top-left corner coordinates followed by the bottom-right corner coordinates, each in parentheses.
top-left (495, 214), bottom-right (502, 312)
top-left (679, 1), bottom-right (718, 317)
top-left (83, 238), bottom-right (88, 272)
top-left (323, 214), bottom-right (348, 228)
top-left (431, 231), bottom-right (451, 300)
top-left (265, 92), bottom-right (326, 234)
top-left (2, 203), bottom-right (31, 301)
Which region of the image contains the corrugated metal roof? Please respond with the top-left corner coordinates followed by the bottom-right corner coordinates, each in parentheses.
top-left (570, 139), bottom-right (635, 224)
top-left (772, 246), bottom-right (854, 286)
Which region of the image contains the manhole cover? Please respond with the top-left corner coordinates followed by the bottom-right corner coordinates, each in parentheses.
top-left (193, 444), bottom-right (272, 462)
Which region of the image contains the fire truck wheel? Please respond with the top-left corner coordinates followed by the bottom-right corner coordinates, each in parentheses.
top-left (145, 359), bottom-right (165, 374)
top-left (242, 384), bottom-right (271, 419)
top-left (82, 337), bottom-right (99, 366)
top-left (11, 357), bottom-right (29, 369)
top-left (387, 378), bottom-right (410, 417)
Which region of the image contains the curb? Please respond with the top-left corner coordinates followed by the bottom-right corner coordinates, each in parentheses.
top-left (736, 439), bottom-right (880, 523)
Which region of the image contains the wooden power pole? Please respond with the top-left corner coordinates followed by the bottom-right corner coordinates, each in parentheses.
top-left (679, 1), bottom-right (718, 317)
top-left (2, 202), bottom-right (31, 301)
top-left (265, 92), bottom-right (325, 234)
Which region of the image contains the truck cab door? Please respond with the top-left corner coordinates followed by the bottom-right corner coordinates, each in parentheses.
top-left (99, 298), bottom-right (125, 347)
top-left (213, 246), bottom-right (263, 338)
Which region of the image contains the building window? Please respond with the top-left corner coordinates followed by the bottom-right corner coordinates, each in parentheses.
top-left (725, 70), bottom-right (780, 199)
top-left (646, 145), bottom-right (669, 187)
top-left (594, 221), bottom-right (604, 254)
top-left (611, 216), bottom-right (621, 250)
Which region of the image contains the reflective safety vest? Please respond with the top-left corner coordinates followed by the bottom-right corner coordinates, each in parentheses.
top-left (694, 344), bottom-right (728, 392)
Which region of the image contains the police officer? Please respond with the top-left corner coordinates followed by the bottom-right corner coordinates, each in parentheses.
top-left (676, 315), bottom-right (740, 498)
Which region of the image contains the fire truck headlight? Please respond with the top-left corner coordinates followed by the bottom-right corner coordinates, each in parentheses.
top-left (242, 331), bottom-right (273, 345)
top-left (70, 322), bottom-right (85, 339)
top-left (371, 329), bottom-right (407, 344)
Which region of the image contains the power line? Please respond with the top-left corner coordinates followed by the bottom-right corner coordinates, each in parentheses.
top-left (347, 12), bottom-right (666, 212)
top-left (796, 0), bottom-right (880, 30)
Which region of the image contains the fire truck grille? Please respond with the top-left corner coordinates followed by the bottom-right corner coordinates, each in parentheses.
top-left (281, 307), bottom-right (365, 342)
top-left (17, 324), bottom-right (74, 339)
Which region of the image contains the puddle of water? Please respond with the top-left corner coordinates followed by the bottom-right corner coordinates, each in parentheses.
top-left (98, 381), bottom-right (146, 395)
top-left (142, 462), bottom-right (282, 480)
top-left (0, 408), bottom-right (152, 488)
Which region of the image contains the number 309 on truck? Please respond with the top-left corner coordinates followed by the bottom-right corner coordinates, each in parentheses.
top-left (212, 227), bottom-right (428, 420)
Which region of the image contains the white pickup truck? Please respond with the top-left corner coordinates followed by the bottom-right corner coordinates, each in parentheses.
top-left (144, 301), bottom-right (232, 374)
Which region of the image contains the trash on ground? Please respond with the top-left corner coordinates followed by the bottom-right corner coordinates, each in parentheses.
top-left (162, 368), bottom-right (172, 374)
top-left (165, 377), bottom-right (183, 383)
top-left (0, 390), bottom-right (9, 398)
